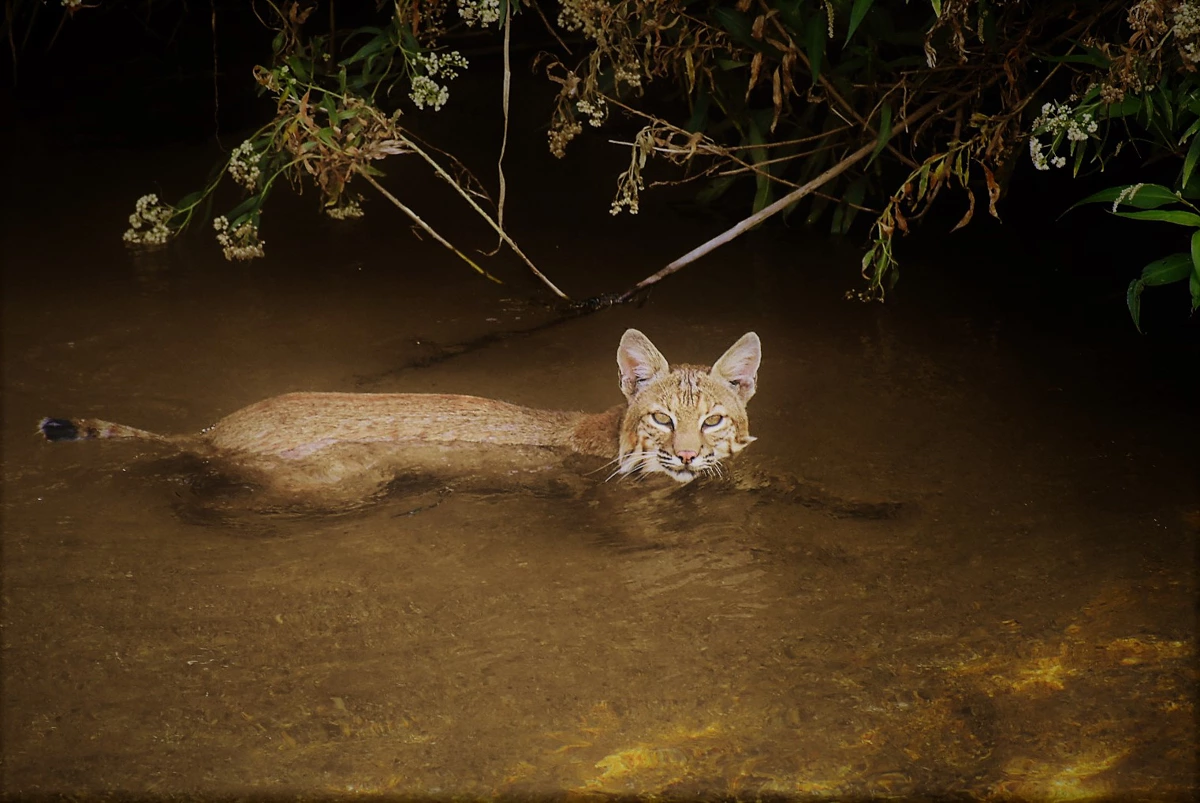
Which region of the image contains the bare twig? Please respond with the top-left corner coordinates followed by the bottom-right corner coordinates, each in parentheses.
top-left (485, 0), bottom-right (512, 256)
top-left (396, 133), bottom-right (570, 299)
top-left (358, 172), bottom-right (503, 285)
top-left (617, 93), bottom-right (950, 301)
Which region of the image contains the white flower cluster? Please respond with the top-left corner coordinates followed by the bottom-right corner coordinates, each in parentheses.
top-left (1110, 183), bottom-right (1146, 213)
top-left (557, 0), bottom-right (603, 39)
top-left (1098, 82), bottom-right (1124, 104)
top-left (213, 216), bottom-right (265, 261)
top-left (123, 194), bottom-right (174, 246)
top-left (576, 97), bottom-right (608, 127)
top-left (548, 119), bottom-right (583, 159)
top-left (1176, 0), bottom-right (1200, 36)
top-left (228, 140), bottom-right (262, 190)
top-left (1028, 100), bottom-right (1099, 171)
top-left (610, 175), bottom-right (643, 215)
top-left (409, 50), bottom-right (470, 111)
top-left (457, 0), bottom-right (501, 27)
top-left (410, 75), bottom-right (450, 111)
top-left (1028, 138), bottom-right (1066, 171)
top-left (325, 198), bottom-right (365, 220)
top-left (1175, 1), bottom-right (1200, 63)
top-left (613, 62), bottom-right (643, 89)
top-left (1034, 101), bottom-right (1099, 142)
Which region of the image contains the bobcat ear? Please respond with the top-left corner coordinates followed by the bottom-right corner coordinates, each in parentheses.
top-left (711, 332), bottom-right (761, 402)
top-left (617, 329), bottom-right (670, 399)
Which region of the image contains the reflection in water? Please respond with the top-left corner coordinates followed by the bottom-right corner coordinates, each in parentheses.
top-left (1, 145), bottom-right (1195, 798)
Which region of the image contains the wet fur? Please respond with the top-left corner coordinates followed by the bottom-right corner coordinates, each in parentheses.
top-left (38, 329), bottom-right (761, 486)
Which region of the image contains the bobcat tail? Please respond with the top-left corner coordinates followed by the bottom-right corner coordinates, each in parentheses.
top-left (38, 417), bottom-right (171, 444)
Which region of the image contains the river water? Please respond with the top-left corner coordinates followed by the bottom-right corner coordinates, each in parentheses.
top-left (2, 119), bottom-right (1196, 799)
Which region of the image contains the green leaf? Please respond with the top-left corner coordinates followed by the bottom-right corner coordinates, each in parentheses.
top-left (1071, 136), bottom-right (1087, 177)
top-left (1180, 115), bottom-right (1200, 143)
top-left (806, 14), bottom-right (825, 84)
top-left (1098, 96), bottom-right (1142, 120)
top-left (1116, 209), bottom-right (1200, 227)
top-left (397, 25), bottom-right (419, 53)
top-left (748, 118), bottom-right (773, 214)
top-left (917, 161), bottom-right (931, 201)
top-left (685, 90), bottom-right (711, 133)
top-left (776, 0), bottom-right (805, 35)
top-left (930, 0), bottom-right (942, 16)
top-left (227, 196), bottom-right (261, 222)
top-left (1184, 132), bottom-right (1200, 189)
top-left (1183, 172), bottom-right (1200, 200)
top-left (839, 176), bottom-right (868, 233)
top-left (1191, 266), bottom-right (1200, 313)
top-left (1126, 279), bottom-right (1144, 333)
top-left (1192, 230), bottom-right (1200, 285)
top-left (321, 92), bottom-right (339, 122)
top-left (340, 34), bottom-right (387, 67)
top-left (711, 7), bottom-right (755, 48)
top-left (867, 102), bottom-right (892, 167)
top-left (1140, 252), bottom-right (1192, 286)
top-left (174, 191), bottom-right (203, 210)
top-left (696, 174), bottom-right (739, 204)
top-left (1157, 88), bottom-right (1175, 129)
top-left (285, 56), bottom-right (310, 82)
top-left (315, 127), bottom-right (338, 148)
top-left (845, 0), bottom-right (875, 46)
top-left (805, 193), bottom-right (830, 225)
top-left (1068, 183), bottom-right (1179, 212)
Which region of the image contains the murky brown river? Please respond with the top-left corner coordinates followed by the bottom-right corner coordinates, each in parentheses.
top-left (3, 127), bottom-right (1196, 799)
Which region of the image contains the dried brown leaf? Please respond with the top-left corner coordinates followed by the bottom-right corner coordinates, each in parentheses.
top-left (771, 68), bottom-right (782, 133)
top-left (289, 2), bottom-right (314, 25)
top-left (983, 164), bottom-right (1001, 219)
top-left (780, 52), bottom-right (796, 98)
top-left (950, 190), bottom-right (975, 232)
top-left (747, 52), bottom-right (764, 101)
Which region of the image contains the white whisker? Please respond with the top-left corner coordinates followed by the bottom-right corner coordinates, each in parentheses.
top-left (589, 457), bottom-right (624, 478)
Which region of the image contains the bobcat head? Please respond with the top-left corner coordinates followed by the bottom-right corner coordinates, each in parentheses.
top-left (615, 329), bottom-right (761, 483)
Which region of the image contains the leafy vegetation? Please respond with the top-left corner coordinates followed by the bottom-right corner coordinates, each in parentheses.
top-left (7, 0), bottom-right (1200, 328)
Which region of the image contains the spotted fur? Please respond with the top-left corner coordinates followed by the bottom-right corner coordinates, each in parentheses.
top-left (37, 330), bottom-right (761, 484)
top-left (615, 330), bottom-right (761, 483)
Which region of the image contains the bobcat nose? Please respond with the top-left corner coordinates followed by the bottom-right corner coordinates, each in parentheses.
top-left (676, 450), bottom-right (698, 465)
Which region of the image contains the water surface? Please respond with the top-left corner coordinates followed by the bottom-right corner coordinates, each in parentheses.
top-left (2, 136), bottom-right (1195, 799)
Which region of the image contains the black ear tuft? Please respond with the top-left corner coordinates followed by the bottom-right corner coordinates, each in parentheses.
top-left (39, 418), bottom-right (79, 442)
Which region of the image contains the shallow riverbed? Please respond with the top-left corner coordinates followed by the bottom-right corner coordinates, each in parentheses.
top-left (2, 130), bottom-right (1196, 799)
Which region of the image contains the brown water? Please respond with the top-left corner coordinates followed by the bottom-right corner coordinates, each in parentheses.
top-left (2, 137), bottom-right (1196, 799)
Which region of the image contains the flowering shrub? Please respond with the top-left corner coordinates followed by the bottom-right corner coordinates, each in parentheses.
top-left (122, 195), bottom-right (175, 247)
top-left (1026, 1), bottom-right (1200, 328)
top-left (29, 0), bottom-right (1198, 325)
top-left (1028, 102), bottom-right (1099, 172)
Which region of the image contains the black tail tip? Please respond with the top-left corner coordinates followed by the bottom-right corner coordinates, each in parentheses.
top-left (39, 417), bottom-right (79, 442)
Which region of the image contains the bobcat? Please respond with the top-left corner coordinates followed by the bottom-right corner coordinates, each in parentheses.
top-left (38, 329), bottom-right (762, 484)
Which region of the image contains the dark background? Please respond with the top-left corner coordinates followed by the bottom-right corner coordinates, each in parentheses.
top-left (6, 2), bottom-right (1197, 387)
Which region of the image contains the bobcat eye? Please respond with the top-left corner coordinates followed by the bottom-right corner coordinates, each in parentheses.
top-left (651, 411), bottom-right (674, 428)
top-left (702, 414), bottom-right (724, 428)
